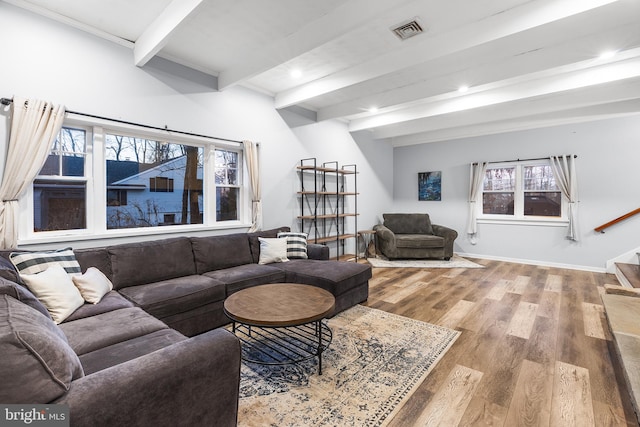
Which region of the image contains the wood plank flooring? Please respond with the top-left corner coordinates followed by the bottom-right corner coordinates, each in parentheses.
top-left (361, 259), bottom-right (638, 426)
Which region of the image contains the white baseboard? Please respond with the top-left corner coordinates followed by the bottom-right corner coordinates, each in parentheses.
top-left (457, 252), bottom-right (608, 273)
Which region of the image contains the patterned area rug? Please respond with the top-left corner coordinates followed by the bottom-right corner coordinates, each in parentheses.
top-left (366, 254), bottom-right (484, 269)
top-left (236, 305), bottom-right (460, 426)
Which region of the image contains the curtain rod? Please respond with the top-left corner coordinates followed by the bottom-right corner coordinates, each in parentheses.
top-left (0, 97), bottom-right (243, 145)
top-left (473, 154), bottom-right (577, 165)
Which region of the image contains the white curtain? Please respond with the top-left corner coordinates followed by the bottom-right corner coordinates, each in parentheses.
top-left (550, 155), bottom-right (579, 241)
top-left (243, 140), bottom-right (262, 232)
top-left (0, 97), bottom-right (65, 248)
top-left (467, 161), bottom-right (488, 245)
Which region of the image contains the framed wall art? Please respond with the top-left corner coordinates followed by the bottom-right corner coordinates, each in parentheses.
top-left (418, 171), bottom-right (441, 201)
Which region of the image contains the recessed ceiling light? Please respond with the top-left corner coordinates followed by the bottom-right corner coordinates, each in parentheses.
top-left (290, 69), bottom-right (302, 79)
top-left (458, 85), bottom-right (469, 93)
top-left (368, 107), bottom-right (379, 114)
top-left (599, 50), bottom-right (617, 60)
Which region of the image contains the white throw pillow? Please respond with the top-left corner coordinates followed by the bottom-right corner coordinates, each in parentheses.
top-left (72, 267), bottom-right (114, 304)
top-left (20, 264), bottom-right (85, 324)
top-left (258, 237), bottom-right (289, 264)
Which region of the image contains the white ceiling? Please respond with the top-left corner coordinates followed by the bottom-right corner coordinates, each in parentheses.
top-left (7, 0), bottom-right (640, 146)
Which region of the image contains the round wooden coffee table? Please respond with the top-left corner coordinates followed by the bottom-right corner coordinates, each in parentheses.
top-left (224, 283), bottom-right (335, 374)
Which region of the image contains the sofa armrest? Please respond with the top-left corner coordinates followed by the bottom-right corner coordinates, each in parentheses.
top-left (432, 224), bottom-right (458, 259)
top-left (432, 224), bottom-right (458, 241)
top-left (57, 329), bottom-right (241, 427)
top-left (307, 243), bottom-right (330, 260)
top-left (373, 224), bottom-right (397, 257)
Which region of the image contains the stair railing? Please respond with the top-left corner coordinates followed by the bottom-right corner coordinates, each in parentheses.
top-left (595, 207), bottom-right (640, 233)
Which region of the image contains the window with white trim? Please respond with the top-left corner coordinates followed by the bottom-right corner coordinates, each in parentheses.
top-left (480, 160), bottom-right (566, 222)
top-left (21, 120), bottom-right (246, 242)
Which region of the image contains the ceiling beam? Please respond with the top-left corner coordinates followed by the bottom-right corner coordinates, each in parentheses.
top-left (134, 0), bottom-right (204, 67)
top-left (389, 98), bottom-right (640, 147)
top-left (349, 54), bottom-right (640, 133)
top-left (370, 77), bottom-right (640, 140)
top-left (218, 0), bottom-right (416, 90)
top-left (274, 0), bottom-right (620, 109)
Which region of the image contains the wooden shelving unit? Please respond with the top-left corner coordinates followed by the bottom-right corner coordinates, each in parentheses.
top-left (297, 158), bottom-right (358, 261)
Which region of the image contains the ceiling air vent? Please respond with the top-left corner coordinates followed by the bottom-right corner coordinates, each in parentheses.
top-left (391, 19), bottom-right (424, 41)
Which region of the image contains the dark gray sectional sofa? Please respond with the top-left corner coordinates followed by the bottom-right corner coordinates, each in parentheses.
top-left (0, 226), bottom-right (372, 426)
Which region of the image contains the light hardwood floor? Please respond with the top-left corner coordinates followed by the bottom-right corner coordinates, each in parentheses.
top-left (361, 259), bottom-right (638, 426)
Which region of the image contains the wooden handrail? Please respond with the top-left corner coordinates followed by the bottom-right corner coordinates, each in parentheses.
top-left (595, 207), bottom-right (640, 233)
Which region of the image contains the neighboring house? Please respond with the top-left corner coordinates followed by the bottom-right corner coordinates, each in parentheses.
top-left (107, 156), bottom-right (203, 229)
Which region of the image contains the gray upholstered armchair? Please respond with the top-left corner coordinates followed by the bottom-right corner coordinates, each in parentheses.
top-left (373, 213), bottom-right (458, 260)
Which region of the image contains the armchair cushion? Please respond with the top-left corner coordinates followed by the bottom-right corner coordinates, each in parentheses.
top-left (383, 213), bottom-right (434, 235)
top-left (395, 234), bottom-right (444, 249)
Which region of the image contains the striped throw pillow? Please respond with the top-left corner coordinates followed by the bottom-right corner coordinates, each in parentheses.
top-left (277, 232), bottom-right (308, 259)
top-left (10, 248), bottom-right (81, 276)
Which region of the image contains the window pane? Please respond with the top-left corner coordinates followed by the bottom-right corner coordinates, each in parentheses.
top-left (483, 193), bottom-right (514, 215)
top-left (33, 180), bottom-right (86, 231)
top-left (215, 150), bottom-right (238, 185)
top-left (483, 167), bottom-right (515, 191)
top-left (217, 187), bottom-right (238, 221)
top-left (524, 165), bottom-right (558, 191)
top-left (39, 128), bottom-right (86, 177)
top-left (105, 135), bottom-right (203, 229)
top-left (524, 191), bottom-right (562, 217)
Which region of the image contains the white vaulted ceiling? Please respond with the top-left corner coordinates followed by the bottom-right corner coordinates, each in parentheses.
top-left (6, 0), bottom-right (640, 146)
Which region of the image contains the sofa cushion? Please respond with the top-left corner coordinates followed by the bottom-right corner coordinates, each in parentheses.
top-left (20, 264), bottom-right (86, 324)
top-left (59, 307), bottom-right (169, 355)
top-left (79, 329), bottom-right (187, 375)
top-left (118, 275), bottom-right (226, 319)
top-left (277, 232), bottom-right (308, 259)
top-left (63, 291), bottom-right (134, 323)
top-left (191, 233), bottom-right (254, 273)
top-left (10, 248), bottom-right (81, 275)
top-left (73, 247), bottom-right (112, 281)
top-left (72, 267), bottom-right (114, 304)
top-left (0, 255), bottom-right (22, 284)
top-left (0, 294), bottom-right (84, 403)
top-left (383, 213), bottom-right (434, 235)
top-left (108, 237), bottom-right (196, 289)
top-left (248, 226), bottom-right (290, 264)
top-left (0, 276), bottom-right (52, 319)
top-left (272, 260), bottom-right (372, 296)
top-left (203, 264), bottom-right (286, 296)
top-left (395, 234), bottom-right (444, 249)
top-left (258, 237), bottom-right (289, 264)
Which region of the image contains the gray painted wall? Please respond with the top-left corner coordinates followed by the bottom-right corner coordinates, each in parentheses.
top-left (0, 3), bottom-right (393, 254)
top-left (392, 116), bottom-right (640, 270)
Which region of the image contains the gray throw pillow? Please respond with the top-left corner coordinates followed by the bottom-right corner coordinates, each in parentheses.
top-left (0, 294), bottom-right (84, 403)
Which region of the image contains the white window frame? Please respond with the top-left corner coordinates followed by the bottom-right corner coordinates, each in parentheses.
top-left (18, 115), bottom-right (250, 245)
top-left (478, 159), bottom-right (569, 227)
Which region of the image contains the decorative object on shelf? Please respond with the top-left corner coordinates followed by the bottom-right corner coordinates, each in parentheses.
top-left (297, 158), bottom-right (358, 261)
top-left (418, 171), bottom-right (442, 201)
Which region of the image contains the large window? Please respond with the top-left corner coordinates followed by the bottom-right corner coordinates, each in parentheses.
top-left (23, 122), bottom-right (246, 241)
top-left (481, 161), bottom-right (564, 221)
